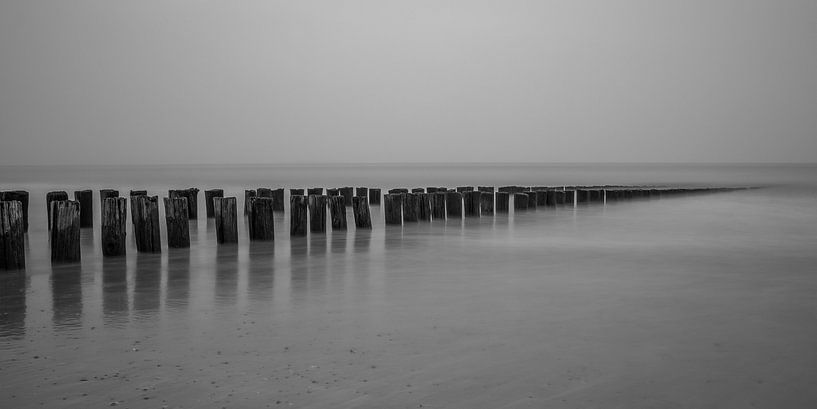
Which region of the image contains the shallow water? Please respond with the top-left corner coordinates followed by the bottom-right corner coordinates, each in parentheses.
top-left (1, 164), bottom-right (816, 408)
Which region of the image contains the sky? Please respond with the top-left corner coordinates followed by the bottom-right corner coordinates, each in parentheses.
top-left (0, 0), bottom-right (815, 165)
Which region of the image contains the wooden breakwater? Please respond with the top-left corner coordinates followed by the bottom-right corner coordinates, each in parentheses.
top-left (0, 185), bottom-right (748, 269)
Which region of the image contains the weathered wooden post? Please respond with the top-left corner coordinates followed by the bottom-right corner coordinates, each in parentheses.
top-left (525, 192), bottom-right (538, 209)
top-left (446, 192), bottom-right (462, 219)
top-left (73, 190), bottom-right (93, 228)
top-left (100, 189), bottom-right (119, 208)
top-left (205, 189), bottom-right (224, 218)
top-left (290, 195), bottom-right (308, 236)
top-left (0, 201), bottom-right (25, 270)
top-left (427, 187), bottom-right (439, 193)
top-left (496, 192), bottom-right (510, 213)
top-left (0, 191), bottom-right (29, 232)
top-left (169, 188), bottom-right (199, 219)
top-left (514, 193), bottom-right (529, 210)
top-left (328, 195), bottom-right (347, 230)
top-left (480, 192), bottom-right (494, 216)
top-left (411, 188), bottom-right (425, 193)
top-left (456, 186), bottom-right (473, 193)
top-left (339, 187), bottom-right (354, 207)
top-left (257, 187), bottom-right (273, 198)
top-left (576, 189), bottom-right (589, 204)
top-left (46, 191), bottom-right (69, 230)
top-left (50, 200), bottom-right (81, 263)
top-left (352, 197), bottom-right (372, 229)
top-left (431, 192), bottom-right (446, 220)
top-left (308, 188), bottom-right (323, 196)
top-left (564, 190), bottom-right (576, 206)
top-left (464, 191), bottom-right (481, 217)
top-left (535, 190), bottom-right (547, 207)
top-left (272, 188), bottom-right (285, 211)
top-left (356, 187), bottom-right (369, 198)
top-left (384, 194), bottom-right (403, 225)
top-left (326, 188), bottom-right (340, 196)
top-left (368, 188), bottom-right (381, 205)
top-left (589, 189), bottom-right (602, 203)
top-left (132, 195), bottom-right (161, 253)
top-left (101, 197), bottom-right (127, 257)
top-left (552, 191), bottom-right (564, 206)
top-left (129, 190), bottom-right (148, 197)
top-left (244, 189), bottom-right (256, 215)
top-left (403, 193), bottom-right (418, 222)
top-left (478, 186), bottom-right (495, 193)
top-left (213, 197), bottom-right (238, 244)
top-left (248, 197), bottom-right (275, 241)
top-left (290, 188), bottom-right (304, 196)
top-left (388, 188), bottom-right (409, 194)
top-left (544, 190), bottom-right (556, 207)
top-left (163, 197), bottom-right (190, 249)
top-left (417, 193), bottom-right (431, 221)
top-left (308, 195), bottom-right (327, 233)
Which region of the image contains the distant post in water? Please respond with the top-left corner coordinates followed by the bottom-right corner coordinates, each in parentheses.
top-left (290, 195), bottom-right (308, 236)
top-left (352, 197), bottom-right (372, 229)
top-left (576, 189), bottom-right (589, 204)
top-left (0, 200), bottom-right (25, 270)
top-left (50, 200), bottom-right (81, 263)
top-left (205, 189), bottom-right (224, 218)
top-left (163, 197), bottom-right (190, 248)
top-left (169, 188), bottom-right (199, 220)
top-left (525, 192), bottom-right (537, 209)
top-left (356, 187), bottom-right (368, 198)
top-left (328, 195), bottom-right (347, 230)
top-left (307, 188), bottom-right (323, 196)
top-left (411, 188), bottom-right (425, 193)
top-left (0, 191), bottom-right (29, 232)
top-left (326, 188), bottom-right (340, 196)
top-left (129, 190), bottom-right (148, 197)
top-left (213, 197), bottom-right (238, 244)
top-left (417, 193), bottom-right (431, 221)
top-left (480, 192), bottom-right (494, 216)
top-left (463, 191), bottom-right (481, 217)
top-left (74, 190), bottom-right (94, 228)
top-left (272, 188), bottom-right (285, 211)
top-left (339, 187), bottom-right (354, 207)
top-left (100, 189), bottom-right (119, 209)
top-left (514, 193), bottom-right (529, 210)
top-left (496, 192), bottom-right (510, 213)
top-left (403, 193), bottom-right (418, 222)
top-left (536, 191), bottom-right (548, 207)
top-left (446, 192), bottom-right (462, 219)
top-left (101, 197), bottom-right (127, 257)
top-left (308, 195), bottom-right (327, 233)
top-left (478, 186), bottom-right (495, 193)
top-left (46, 191), bottom-right (69, 230)
top-left (456, 186), bottom-right (473, 193)
top-left (431, 192), bottom-right (446, 220)
top-left (257, 188), bottom-right (273, 198)
top-left (244, 189), bottom-right (256, 215)
top-left (384, 194), bottom-right (403, 225)
top-left (589, 189), bottom-right (602, 203)
top-left (248, 197), bottom-right (275, 241)
top-left (368, 188), bottom-right (381, 205)
top-left (133, 195), bottom-right (161, 253)
top-left (290, 188), bottom-right (304, 196)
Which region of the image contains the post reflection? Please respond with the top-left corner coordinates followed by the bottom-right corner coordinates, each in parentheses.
top-left (51, 264), bottom-right (83, 331)
top-left (353, 229), bottom-right (371, 254)
top-left (166, 249), bottom-right (191, 311)
top-left (133, 253), bottom-right (161, 319)
top-left (289, 237), bottom-right (309, 298)
top-left (102, 257), bottom-right (129, 325)
top-left (247, 242), bottom-right (274, 302)
top-left (330, 230), bottom-right (347, 254)
top-left (307, 234), bottom-right (328, 294)
top-left (0, 272), bottom-right (27, 339)
top-left (215, 245), bottom-right (238, 306)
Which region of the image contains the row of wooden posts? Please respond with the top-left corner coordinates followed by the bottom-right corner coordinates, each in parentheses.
top-left (0, 186), bottom-right (738, 270)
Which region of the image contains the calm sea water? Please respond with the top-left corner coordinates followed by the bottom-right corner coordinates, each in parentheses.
top-left (1, 163), bottom-right (816, 408)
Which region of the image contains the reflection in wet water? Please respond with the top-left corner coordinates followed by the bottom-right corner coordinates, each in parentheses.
top-left (133, 253), bottom-right (161, 319)
top-left (215, 245), bottom-right (238, 306)
top-left (0, 273), bottom-right (26, 339)
top-left (165, 249), bottom-right (190, 311)
top-left (247, 242), bottom-right (274, 302)
top-left (101, 257), bottom-right (128, 326)
top-left (50, 264), bottom-right (82, 331)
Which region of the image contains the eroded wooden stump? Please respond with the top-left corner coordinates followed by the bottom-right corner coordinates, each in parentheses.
top-left (0, 191), bottom-right (29, 232)
top-left (417, 193), bottom-right (431, 221)
top-left (169, 188), bottom-right (199, 220)
top-left (205, 189), bottom-right (224, 218)
top-left (214, 197), bottom-right (238, 244)
top-left (73, 190), bottom-right (94, 228)
top-left (101, 197), bottom-right (127, 257)
top-left (480, 192), bottom-right (494, 216)
top-left (339, 187), bottom-right (354, 207)
top-left (328, 195), bottom-right (347, 230)
top-left (0, 201), bottom-right (25, 270)
top-left (50, 200), bottom-right (81, 263)
top-left (384, 194), bottom-right (403, 225)
top-left (445, 192), bottom-right (462, 219)
top-left (368, 188), bottom-right (381, 205)
top-left (244, 190), bottom-right (257, 215)
top-left (272, 188), bottom-right (285, 212)
top-left (525, 192), bottom-right (537, 209)
top-left (133, 195), bottom-right (161, 253)
top-left (356, 187), bottom-right (369, 198)
top-left (308, 195), bottom-right (327, 233)
top-left (403, 193), bottom-right (418, 222)
top-left (163, 197), bottom-right (190, 249)
top-left (290, 195), bottom-right (308, 236)
top-left (352, 197), bottom-right (372, 229)
top-left (431, 192), bottom-right (446, 220)
top-left (514, 193), bottom-right (529, 210)
top-left (248, 197), bottom-right (275, 241)
top-left (46, 191), bottom-right (69, 230)
top-left (308, 188), bottom-right (324, 196)
top-left (496, 192), bottom-right (510, 213)
top-left (464, 191), bottom-right (481, 217)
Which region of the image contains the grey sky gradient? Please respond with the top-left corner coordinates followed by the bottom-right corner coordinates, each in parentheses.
top-left (1, 0), bottom-right (815, 165)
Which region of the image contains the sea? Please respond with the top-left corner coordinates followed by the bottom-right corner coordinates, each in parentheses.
top-left (1, 163), bottom-right (816, 408)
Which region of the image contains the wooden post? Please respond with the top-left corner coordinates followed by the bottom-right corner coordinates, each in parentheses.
top-left (431, 192), bottom-right (446, 220)
top-left (257, 187), bottom-right (273, 198)
top-left (101, 197), bottom-right (127, 257)
top-left (417, 193), bottom-right (431, 221)
top-left (535, 191), bottom-right (547, 207)
top-left (46, 191), bottom-right (69, 230)
top-left (290, 188), bottom-right (304, 196)
top-left (326, 188), bottom-right (340, 196)
top-left (339, 187), bottom-right (354, 207)
top-left (445, 192), bottom-right (462, 218)
top-left (427, 187), bottom-right (439, 193)
top-left (169, 188), bottom-right (199, 219)
top-left (463, 191), bottom-right (481, 217)
top-left (73, 190), bottom-right (93, 228)
top-left (244, 189), bottom-right (256, 215)
top-left (356, 187), bottom-right (369, 198)
top-left (248, 197), bottom-right (275, 241)
top-left (456, 186), bottom-right (474, 193)
top-left (308, 195), bottom-right (327, 233)
top-left (0, 191), bottom-right (29, 232)
top-left (411, 188), bottom-right (425, 193)
top-left (213, 197), bottom-right (238, 244)
top-left (545, 191), bottom-right (556, 207)
top-left (480, 192), bottom-right (494, 216)
top-left (496, 192), bottom-right (510, 213)
top-left (129, 190), bottom-right (148, 197)
top-left (525, 192), bottom-right (538, 209)
top-left (514, 193), bottom-right (529, 210)
top-left (133, 196), bottom-right (161, 253)
top-left (163, 197), bottom-right (190, 248)
top-left (100, 189), bottom-right (119, 209)
top-left (308, 188), bottom-right (323, 196)
top-left (290, 195), bottom-right (308, 236)
top-left (272, 188), bottom-right (285, 212)
top-left (352, 197), bottom-right (372, 228)
top-left (589, 189), bottom-right (602, 203)
top-left (388, 188), bottom-right (409, 194)
top-left (384, 194), bottom-right (403, 225)
top-left (576, 189), bottom-right (589, 204)
top-left (478, 186), bottom-right (495, 193)
top-left (50, 200), bottom-right (81, 263)
top-left (328, 195), bottom-right (347, 230)
top-left (564, 190), bottom-right (575, 206)
top-left (368, 188), bottom-right (381, 205)
top-left (205, 189), bottom-right (224, 218)
top-left (402, 193), bottom-right (418, 222)
top-left (0, 201), bottom-right (25, 270)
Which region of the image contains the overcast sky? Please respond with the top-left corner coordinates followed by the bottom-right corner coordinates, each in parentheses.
top-left (1, 0), bottom-right (815, 165)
